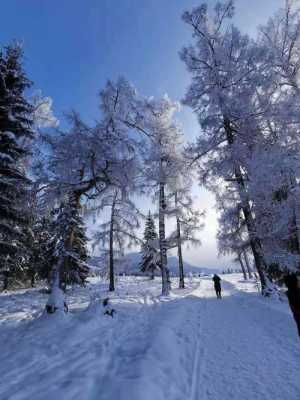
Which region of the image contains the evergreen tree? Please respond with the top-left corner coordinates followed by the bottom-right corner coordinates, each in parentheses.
top-left (140, 211), bottom-right (160, 279)
top-left (27, 214), bottom-right (57, 286)
top-left (53, 193), bottom-right (89, 290)
top-left (0, 44), bottom-right (34, 290)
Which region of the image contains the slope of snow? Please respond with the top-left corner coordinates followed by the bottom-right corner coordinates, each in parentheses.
top-left (0, 274), bottom-right (299, 400)
top-left (89, 253), bottom-right (220, 276)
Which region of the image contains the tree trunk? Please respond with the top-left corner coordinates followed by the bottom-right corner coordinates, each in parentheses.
top-left (3, 272), bottom-right (9, 291)
top-left (288, 199), bottom-right (300, 262)
top-left (46, 258), bottom-right (66, 314)
top-left (288, 170), bottom-right (300, 259)
top-left (109, 191), bottom-right (118, 292)
top-left (243, 250), bottom-right (253, 279)
top-left (238, 253), bottom-right (247, 280)
top-left (61, 191), bottom-right (81, 289)
top-left (175, 192), bottom-right (185, 289)
top-left (294, 199), bottom-right (300, 254)
top-left (159, 179), bottom-right (170, 295)
top-left (224, 117), bottom-right (267, 294)
top-left (241, 204), bottom-right (267, 291)
top-left (30, 272), bottom-right (35, 288)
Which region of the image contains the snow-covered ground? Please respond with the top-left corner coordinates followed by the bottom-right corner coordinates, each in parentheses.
top-left (0, 274), bottom-right (299, 400)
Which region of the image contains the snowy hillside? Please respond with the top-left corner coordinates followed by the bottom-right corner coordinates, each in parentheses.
top-left (0, 274), bottom-right (299, 400)
top-left (89, 252), bottom-right (220, 276)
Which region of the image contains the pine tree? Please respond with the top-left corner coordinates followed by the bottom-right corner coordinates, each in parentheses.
top-left (0, 44), bottom-right (34, 290)
top-left (27, 214), bottom-right (57, 286)
top-left (140, 211), bottom-right (160, 279)
top-left (53, 193), bottom-right (89, 290)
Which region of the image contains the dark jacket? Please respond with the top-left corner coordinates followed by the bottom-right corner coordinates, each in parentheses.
top-left (286, 288), bottom-right (300, 336)
top-left (213, 275), bottom-right (221, 290)
top-left (284, 274), bottom-right (300, 337)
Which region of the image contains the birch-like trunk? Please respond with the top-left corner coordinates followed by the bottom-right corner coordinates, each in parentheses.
top-left (238, 253), bottom-right (247, 280)
top-left (243, 250), bottom-right (253, 279)
top-left (109, 191), bottom-right (118, 292)
top-left (159, 179), bottom-right (170, 295)
top-left (240, 197), bottom-right (267, 291)
top-left (224, 117), bottom-right (267, 294)
top-left (46, 258), bottom-right (65, 313)
top-left (175, 192), bottom-right (185, 289)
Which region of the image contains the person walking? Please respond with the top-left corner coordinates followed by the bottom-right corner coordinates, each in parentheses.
top-left (284, 274), bottom-right (300, 337)
top-left (213, 274), bottom-right (222, 298)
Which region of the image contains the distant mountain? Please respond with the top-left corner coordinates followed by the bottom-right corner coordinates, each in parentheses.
top-left (89, 252), bottom-right (219, 276)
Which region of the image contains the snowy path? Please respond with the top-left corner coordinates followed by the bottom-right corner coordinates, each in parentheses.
top-left (0, 275), bottom-right (299, 400)
top-left (189, 278), bottom-right (300, 400)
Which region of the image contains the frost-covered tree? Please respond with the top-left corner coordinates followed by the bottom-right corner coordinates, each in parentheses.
top-left (217, 193), bottom-right (252, 280)
top-left (0, 44), bottom-right (34, 290)
top-left (172, 189), bottom-right (203, 288)
top-left (88, 79), bottom-right (203, 294)
top-left (212, 0), bottom-right (300, 280)
top-left (32, 90), bottom-right (59, 128)
top-left (252, 1), bottom-right (300, 274)
top-left (51, 194), bottom-right (89, 292)
top-left (93, 189), bottom-right (141, 291)
top-left (215, 0), bottom-right (300, 280)
top-left (40, 79), bottom-right (142, 312)
top-left (89, 78), bottom-right (203, 294)
top-left (184, 0), bottom-right (300, 288)
top-left (247, 148), bottom-right (300, 275)
top-left (180, 1), bottom-right (274, 294)
top-left (140, 96), bottom-right (185, 295)
top-left (260, 0), bottom-right (300, 93)
top-left (18, 186), bottom-right (49, 287)
top-left (140, 211), bottom-right (160, 279)
top-left (29, 213), bottom-right (56, 285)
top-left (167, 161), bottom-right (204, 288)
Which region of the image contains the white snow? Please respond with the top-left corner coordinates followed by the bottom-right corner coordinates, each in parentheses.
top-left (0, 274), bottom-right (299, 400)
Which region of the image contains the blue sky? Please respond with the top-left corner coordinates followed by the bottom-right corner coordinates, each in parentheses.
top-left (1, 0), bottom-right (284, 269)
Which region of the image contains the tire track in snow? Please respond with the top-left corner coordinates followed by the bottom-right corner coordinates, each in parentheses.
top-left (90, 282), bottom-right (203, 400)
top-left (189, 286), bottom-right (208, 400)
